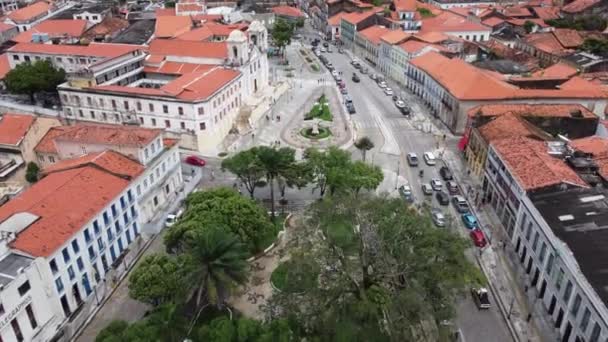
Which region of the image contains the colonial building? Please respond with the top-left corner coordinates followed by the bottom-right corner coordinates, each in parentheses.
top-left (0, 150), bottom-right (149, 341)
top-left (403, 52), bottom-right (607, 133)
top-left (34, 124), bottom-right (183, 224)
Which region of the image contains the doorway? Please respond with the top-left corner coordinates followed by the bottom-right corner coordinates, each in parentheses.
top-left (254, 79), bottom-right (258, 92)
top-left (72, 283), bottom-right (83, 306)
top-left (562, 322), bottom-right (572, 342)
top-left (60, 295), bottom-right (71, 317)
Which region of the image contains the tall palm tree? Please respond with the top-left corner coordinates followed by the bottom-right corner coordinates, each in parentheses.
top-left (186, 228), bottom-right (249, 309)
top-left (255, 146), bottom-right (296, 220)
top-left (354, 137), bottom-right (375, 162)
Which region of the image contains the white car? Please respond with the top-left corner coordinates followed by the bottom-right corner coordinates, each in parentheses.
top-left (378, 82), bottom-right (387, 89)
top-left (432, 210), bottom-right (446, 227)
top-left (320, 47), bottom-right (327, 52)
top-left (395, 100), bottom-right (406, 109)
top-left (422, 183), bottom-right (433, 195)
top-left (164, 209), bottom-right (184, 227)
top-left (384, 88), bottom-right (393, 96)
top-left (431, 178), bottom-right (443, 191)
top-left (314, 50), bottom-right (321, 56)
top-left (423, 152), bottom-right (437, 166)
top-left (331, 70), bottom-right (338, 77)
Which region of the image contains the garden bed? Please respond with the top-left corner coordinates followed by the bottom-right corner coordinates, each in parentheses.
top-left (304, 95), bottom-right (332, 121)
top-left (300, 127), bottom-right (332, 140)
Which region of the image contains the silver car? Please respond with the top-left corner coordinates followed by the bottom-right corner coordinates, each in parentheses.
top-left (432, 210), bottom-right (446, 227)
top-left (422, 183), bottom-right (433, 195)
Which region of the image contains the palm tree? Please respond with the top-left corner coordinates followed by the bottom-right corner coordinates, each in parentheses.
top-left (255, 146), bottom-right (296, 220)
top-left (354, 137), bottom-right (374, 162)
top-left (186, 228), bottom-right (249, 309)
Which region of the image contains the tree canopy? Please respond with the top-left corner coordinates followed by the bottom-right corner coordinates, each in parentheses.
top-left (271, 19), bottom-right (294, 53)
top-left (164, 187), bottom-right (275, 254)
top-left (354, 136), bottom-right (375, 162)
top-left (4, 60), bottom-right (65, 103)
top-left (221, 149), bottom-right (265, 198)
top-left (581, 37), bottom-right (608, 57)
top-left (265, 194), bottom-right (484, 341)
top-left (128, 254), bottom-right (189, 306)
top-left (545, 15), bottom-right (607, 31)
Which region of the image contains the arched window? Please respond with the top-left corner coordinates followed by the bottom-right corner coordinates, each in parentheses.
top-left (233, 46), bottom-right (238, 59)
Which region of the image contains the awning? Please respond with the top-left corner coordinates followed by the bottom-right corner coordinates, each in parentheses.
top-left (458, 132), bottom-right (469, 151)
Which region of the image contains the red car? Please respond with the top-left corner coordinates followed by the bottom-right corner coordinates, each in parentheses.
top-left (470, 229), bottom-right (487, 248)
top-left (185, 155), bottom-right (206, 167)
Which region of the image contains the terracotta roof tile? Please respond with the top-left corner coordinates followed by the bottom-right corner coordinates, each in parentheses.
top-left (342, 10), bottom-right (377, 25)
top-left (468, 104), bottom-right (597, 119)
top-left (155, 15), bottom-right (192, 38)
top-left (524, 32), bottom-right (568, 55)
top-left (143, 61), bottom-right (215, 75)
top-left (420, 11), bottom-right (491, 33)
top-left (52, 124), bottom-right (161, 147)
top-left (13, 19), bottom-right (87, 43)
top-left (34, 126), bottom-right (74, 154)
top-left (163, 138), bottom-right (178, 148)
top-left (0, 113), bottom-right (35, 146)
top-left (413, 31), bottom-right (452, 44)
top-left (571, 136), bottom-right (608, 157)
top-left (174, 25), bottom-right (213, 41)
top-left (532, 62), bottom-right (578, 79)
top-left (503, 6), bottom-right (532, 17)
top-left (271, 5), bottom-right (304, 18)
top-left (482, 17), bottom-right (505, 27)
top-left (328, 11), bottom-right (349, 26)
top-left (532, 6), bottom-right (560, 20)
top-left (0, 22), bottom-right (15, 33)
top-left (84, 17), bottom-right (130, 39)
top-left (380, 29), bottom-right (410, 44)
top-left (0, 153), bottom-right (142, 257)
top-left (492, 136), bottom-right (587, 190)
top-left (148, 38), bottom-right (227, 59)
top-left (8, 1), bottom-right (50, 23)
top-left (358, 25), bottom-right (391, 45)
top-left (553, 29), bottom-right (583, 48)
top-left (8, 42), bottom-right (144, 58)
top-left (398, 40), bottom-right (433, 53)
top-left (0, 54), bottom-right (10, 80)
top-left (478, 112), bottom-right (546, 143)
top-left (155, 8), bottom-right (176, 16)
top-left (42, 150), bottom-right (144, 178)
top-left (562, 0), bottom-right (601, 13)
top-left (394, 0), bottom-right (416, 12)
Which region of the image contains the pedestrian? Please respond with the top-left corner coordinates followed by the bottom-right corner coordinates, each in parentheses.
top-left (266, 115), bottom-right (270, 121)
top-left (191, 168), bottom-right (195, 175)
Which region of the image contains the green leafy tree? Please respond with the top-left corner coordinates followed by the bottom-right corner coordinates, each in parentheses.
top-left (128, 254), bottom-right (188, 306)
top-left (197, 317), bottom-right (294, 342)
top-left (354, 136), bottom-right (375, 162)
top-left (523, 20), bottom-right (535, 33)
top-left (581, 37), bottom-right (608, 57)
top-left (164, 187), bottom-right (274, 254)
top-left (254, 146), bottom-right (297, 219)
top-left (221, 149), bottom-right (265, 198)
top-left (265, 194), bottom-right (484, 341)
top-left (545, 15), bottom-right (607, 31)
top-left (303, 147), bottom-right (351, 197)
top-left (271, 18), bottom-right (294, 56)
top-left (96, 320), bottom-right (129, 342)
top-left (165, 1), bottom-right (176, 8)
top-left (25, 162), bottom-right (39, 183)
top-left (185, 228), bottom-right (249, 309)
top-left (5, 60), bottom-right (65, 103)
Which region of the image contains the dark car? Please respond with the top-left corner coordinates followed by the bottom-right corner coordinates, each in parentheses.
top-left (323, 42), bottom-right (329, 48)
top-left (399, 106), bottom-right (411, 115)
top-left (446, 181), bottom-right (459, 194)
top-left (352, 73), bottom-right (360, 82)
top-left (346, 102), bottom-right (356, 114)
top-left (440, 166), bottom-right (453, 181)
top-left (436, 191), bottom-right (449, 206)
top-left (185, 155), bottom-right (206, 167)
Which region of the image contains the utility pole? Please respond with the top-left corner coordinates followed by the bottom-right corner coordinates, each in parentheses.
top-left (395, 159), bottom-right (400, 189)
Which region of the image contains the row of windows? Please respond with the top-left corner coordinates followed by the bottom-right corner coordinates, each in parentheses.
top-left (12, 53), bottom-right (98, 67)
top-left (136, 151), bottom-right (179, 197)
top-left (0, 303), bottom-right (37, 342)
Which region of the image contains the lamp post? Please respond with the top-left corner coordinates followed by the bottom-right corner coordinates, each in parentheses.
top-left (395, 160), bottom-right (400, 189)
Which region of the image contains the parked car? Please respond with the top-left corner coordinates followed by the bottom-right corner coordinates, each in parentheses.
top-left (461, 213), bottom-right (478, 229)
top-left (361, 67), bottom-right (368, 74)
top-left (346, 102), bottom-right (356, 114)
top-left (471, 287), bottom-right (491, 309)
top-left (406, 152), bottom-right (419, 166)
top-left (436, 192), bottom-right (449, 206)
top-left (185, 155), bottom-right (206, 167)
top-left (431, 178), bottom-right (443, 191)
top-left (344, 95), bottom-right (353, 104)
top-left (384, 88), bottom-right (394, 96)
top-left (338, 80), bottom-right (346, 88)
top-left (165, 209), bottom-right (184, 227)
top-left (335, 75), bottom-right (342, 82)
top-left (323, 42), bottom-right (329, 48)
top-left (398, 184), bottom-right (413, 202)
top-left (370, 73), bottom-right (377, 81)
top-left (314, 50), bottom-right (321, 57)
top-left (422, 183), bottom-right (433, 195)
top-left (446, 181), bottom-right (459, 194)
top-left (432, 210), bottom-right (446, 227)
top-left (352, 73), bottom-right (360, 82)
top-left (340, 87), bottom-right (348, 94)
top-left (423, 152), bottom-right (436, 166)
top-left (320, 47), bottom-right (327, 53)
top-left (331, 70), bottom-right (338, 77)
top-left (452, 195), bottom-right (470, 213)
top-left (399, 106), bottom-right (411, 116)
top-left (440, 166), bottom-right (453, 181)
top-left (395, 100), bottom-right (407, 110)
top-left (338, 47), bottom-right (344, 53)
top-left (470, 229), bottom-right (487, 248)
top-left (378, 81), bottom-right (387, 89)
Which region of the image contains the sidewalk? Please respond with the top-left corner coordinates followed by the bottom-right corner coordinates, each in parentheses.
top-left (442, 149), bottom-right (556, 342)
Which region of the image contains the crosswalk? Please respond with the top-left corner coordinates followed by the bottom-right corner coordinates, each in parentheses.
top-left (354, 117), bottom-right (414, 129)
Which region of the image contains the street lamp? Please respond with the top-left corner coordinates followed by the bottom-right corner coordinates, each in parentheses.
top-left (395, 160), bottom-right (400, 189)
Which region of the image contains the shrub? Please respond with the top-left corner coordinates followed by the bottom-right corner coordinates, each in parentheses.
top-left (25, 162), bottom-right (39, 183)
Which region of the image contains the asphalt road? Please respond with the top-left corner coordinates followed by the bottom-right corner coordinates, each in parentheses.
top-left (320, 49), bottom-right (512, 342)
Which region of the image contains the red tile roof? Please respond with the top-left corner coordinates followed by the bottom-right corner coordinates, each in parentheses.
top-left (0, 113), bottom-right (35, 146)
top-left (492, 136), bottom-right (587, 191)
top-left (155, 15), bottom-right (192, 38)
top-left (420, 11), bottom-right (491, 33)
top-left (8, 1), bottom-right (50, 23)
top-left (13, 19), bottom-right (87, 43)
top-left (562, 0), bottom-right (601, 13)
top-left (394, 0), bottom-right (416, 12)
top-left (0, 54), bottom-right (10, 80)
top-left (342, 10), bottom-right (377, 25)
top-left (532, 62), bottom-right (578, 79)
top-left (42, 150), bottom-right (144, 178)
top-left (553, 29), bottom-right (583, 49)
top-left (503, 6), bottom-right (532, 17)
top-left (148, 39), bottom-right (227, 59)
top-left (358, 25), bottom-right (391, 45)
top-left (482, 17), bottom-right (505, 27)
top-left (52, 124), bottom-right (161, 147)
top-left (155, 8), bottom-right (176, 16)
top-left (414, 31), bottom-right (452, 44)
top-left (0, 22), bottom-right (15, 33)
top-left (328, 11), bottom-right (349, 26)
top-left (34, 126), bottom-right (74, 154)
top-left (380, 30), bottom-right (410, 44)
top-left (468, 104), bottom-right (597, 119)
top-left (84, 17), bottom-right (130, 39)
top-left (163, 138), bottom-right (178, 148)
top-left (174, 25), bottom-right (213, 41)
top-left (8, 42), bottom-right (144, 58)
top-left (271, 5), bottom-right (304, 18)
top-left (571, 136), bottom-right (608, 157)
top-left (478, 112), bottom-right (546, 143)
top-left (532, 6), bottom-right (560, 20)
top-left (0, 152), bottom-right (142, 257)
top-left (143, 61), bottom-right (215, 75)
top-left (411, 52), bottom-right (605, 100)
top-left (398, 39), bottom-right (433, 53)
